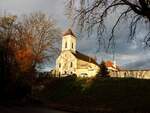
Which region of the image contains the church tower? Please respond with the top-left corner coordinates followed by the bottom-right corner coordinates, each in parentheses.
top-left (62, 29), bottom-right (76, 53)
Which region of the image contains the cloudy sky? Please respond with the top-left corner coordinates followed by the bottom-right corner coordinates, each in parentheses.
top-left (0, 0), bottom-right (150, 70)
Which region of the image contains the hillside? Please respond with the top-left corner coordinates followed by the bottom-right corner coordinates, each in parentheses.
top-left (34, 77), bottom-right (150, 113)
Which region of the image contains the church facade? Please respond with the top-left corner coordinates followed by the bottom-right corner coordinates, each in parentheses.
top-left (56, 29), bottom-right (100, 77)
top-left (54, 29), bottom-right (150, 79)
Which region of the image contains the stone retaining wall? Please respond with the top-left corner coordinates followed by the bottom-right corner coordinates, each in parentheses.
top-left (110, 70), bottom-right (150, 79)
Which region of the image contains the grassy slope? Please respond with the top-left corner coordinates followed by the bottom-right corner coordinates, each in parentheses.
top-left (35, 77), bottom-right (150, 113)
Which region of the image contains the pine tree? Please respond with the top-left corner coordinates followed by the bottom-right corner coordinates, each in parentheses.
top-left (99, 61), bottom-right (109, 77)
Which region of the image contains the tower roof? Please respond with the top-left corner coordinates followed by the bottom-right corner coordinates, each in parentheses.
top-left (63, 28), bottom-right (76, 37)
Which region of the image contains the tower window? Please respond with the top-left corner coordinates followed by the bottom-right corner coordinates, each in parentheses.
top-left (70, 62), bottom-right (73, 67)
top-left (64, 71), bottom-right (67, 74)
top-left (59, 63), bottom-right (61, 68)
top-left (72, 43), bottom-right (73, 49)
top-left (65, 42), bottom-right (67, 48)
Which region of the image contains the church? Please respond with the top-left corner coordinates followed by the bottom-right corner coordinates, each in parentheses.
top-left (56, 29), bottom-right (100, 77)
top-left (54, 29), bottom-right (150, 79)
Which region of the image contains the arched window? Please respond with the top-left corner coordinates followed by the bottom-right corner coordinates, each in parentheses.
top-left (65, 42), bottom-right (67, 48)
top-left (70, 62), bottom-right (73, 67)
top-left (72, 43), bottom-right (73, 49)
top-left (64, 71), bottom-right (67, 74)
top-left (59, 63), bottom-right (61, 68)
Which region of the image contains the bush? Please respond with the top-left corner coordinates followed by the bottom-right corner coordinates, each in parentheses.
top-left (15, 76), bottom-right (32, 99)
top-left (35, 77), bottom-right (150, 112)
top-left (97, 61), bottom-right (109, 77)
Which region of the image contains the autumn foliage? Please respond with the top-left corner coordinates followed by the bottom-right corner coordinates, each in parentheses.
top-left (15, 48), bottom-right (33, 72)
top-left (0, 12), bottom-right (60, 99)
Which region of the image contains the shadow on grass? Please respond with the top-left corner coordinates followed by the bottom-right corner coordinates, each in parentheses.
top-left (34, 77), bottom-right (150, 113)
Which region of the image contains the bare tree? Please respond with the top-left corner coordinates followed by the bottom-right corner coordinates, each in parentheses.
top-left (0, 12), bottom-right (61, 77)
top-left (13, 12), bottom-right (61, 72)
top-left (0, 12), bottom-right (61, 98)
top-left (66, 0), bottom-right (150, 48)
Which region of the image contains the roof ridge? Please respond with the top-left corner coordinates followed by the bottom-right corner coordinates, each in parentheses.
top-left (63, 28), bottom-right (76, 37)
top-left (72, 51), bottom-right (99, 66)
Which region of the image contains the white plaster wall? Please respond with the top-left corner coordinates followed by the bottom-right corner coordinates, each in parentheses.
top-left (56, 51), bottom-right (77, 75)
top-left (62, 35), bottom-right (76, 52)
top-left (110, 70), bottom-right (150, 79)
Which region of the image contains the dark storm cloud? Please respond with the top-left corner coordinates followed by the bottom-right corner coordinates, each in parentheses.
top-left (76, 20), bottom-right (150, 69)
top-left (0, 0), bottom-right (149, 69)
top-left (124, 57), bottom-right (150, 69)
top-left (0, 0), bottom-right (68, 29)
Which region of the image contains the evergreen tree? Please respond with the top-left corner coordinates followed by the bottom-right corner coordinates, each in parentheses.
top-left (99, 61), bottom-right (109, 77)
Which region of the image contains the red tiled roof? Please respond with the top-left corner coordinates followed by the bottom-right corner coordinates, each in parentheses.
top-left (105, 60), bottom-right (113, 67)
top-left (105, 60), bottom-right (120, 70)
top-left (72, 51), bottom-right (99, 66)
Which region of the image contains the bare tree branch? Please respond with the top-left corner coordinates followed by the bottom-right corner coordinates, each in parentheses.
top-left (66, 0), bottom-right (150, 48)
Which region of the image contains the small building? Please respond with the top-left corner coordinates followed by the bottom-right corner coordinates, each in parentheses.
top-left (55, 29), bottom-right (100, 77)
top-left (110, 69), bottom-right (150, 79)
top-left (105, 60), bottom-right (119, 72)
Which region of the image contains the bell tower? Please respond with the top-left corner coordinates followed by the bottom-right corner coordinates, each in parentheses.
top-left (62, 29), bottom-right (76, 53)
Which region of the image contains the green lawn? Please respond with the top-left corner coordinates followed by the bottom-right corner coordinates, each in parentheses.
top-left (34, 77), bottom-right (150, 113)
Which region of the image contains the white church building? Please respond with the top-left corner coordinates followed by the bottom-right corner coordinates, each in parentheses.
top-left (55, 29), bottom-right (100, 77)
top-left (53, 29), bottom-right (150, 79)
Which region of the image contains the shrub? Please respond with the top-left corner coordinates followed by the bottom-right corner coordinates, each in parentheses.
top-left (97, 61), bottom-right (109, 77)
